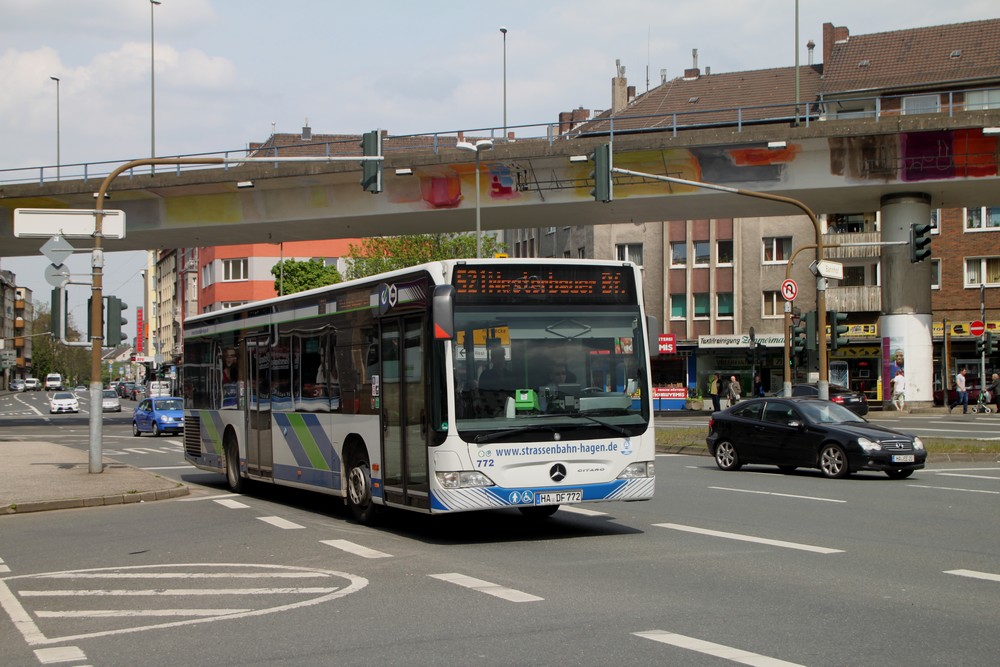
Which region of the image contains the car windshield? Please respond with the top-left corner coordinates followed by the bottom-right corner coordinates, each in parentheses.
top-left (103, 390), bottom-right (117, 399)
top-left (52, 392), bottom-right (74, 400)
top-left (798, 401), bottom-right (866, 424)
top-left (155, 399), bottom-right (182, 411)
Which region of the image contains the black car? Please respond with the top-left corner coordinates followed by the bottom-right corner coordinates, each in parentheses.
top-left (706, 397), bottom-right (925, 479)
top-left (789, 383), bottom-right (869, 416)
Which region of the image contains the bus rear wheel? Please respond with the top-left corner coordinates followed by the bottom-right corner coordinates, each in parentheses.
top-left (346, 453), bottom-right (377, 525)
top-left (519, 505), bottom-right (559, 518)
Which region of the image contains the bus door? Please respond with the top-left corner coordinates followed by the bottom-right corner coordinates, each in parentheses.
top-left (245, 336), bottom-right (273, 479)
top-left (379, 315), bottom-right (429, 509)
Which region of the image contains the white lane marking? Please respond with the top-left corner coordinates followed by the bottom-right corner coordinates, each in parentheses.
top-left (429, 573), bottom-right (544, 602)
top-left (123, 448), bottom-right (166, 454)
top-left (944, 569), bottom-right (1000, 583)
top-left (214, 499), bottom-right (250, 509)
top-left (256, 516), bottom-right (305, 529)
top-left (34, 646), bottom-right (87, 664)
top-left (935, 472), bottom-right (1000, 480)
top-left (653, 523), bottom-right (844, 554)
top-left (558, 505), bottom-right (608, 516)
top-left (177, 494), bottom-right (240, 502)
top-left (635, 630), bottom-right (806, 666)
top-left (41, 572), bottom-right (323, 579)
top-left (908, 485), bottom-right (1000, 495)
top-left (0, 557), bottom-right (9, 574)
top-left (933, 467), bottom-right (1000, 472)
top-left (37, 609), bottom-right (250, 618)
top-left (21, 587), bottom-right (338, 596)
top-left (709, 486), bottom-right (846, 503)
top-left (142, 465), bottom-right (194, 470)
top-left (320, 540), bottom-right (392, 559)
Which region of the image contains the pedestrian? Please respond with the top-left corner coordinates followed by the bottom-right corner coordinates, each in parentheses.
top-left (891, 369), bottom-right (906, 412)
top-left (709, 373), bottom-right (721, 412)
top-left (727, 375), bottom-right (742, 405)
top-left (987, 373), bottom-right (1000, 414)
top-left (948, 367), bottom-right (969, 414)
top-left (753, 373), bottom-right (764, 398)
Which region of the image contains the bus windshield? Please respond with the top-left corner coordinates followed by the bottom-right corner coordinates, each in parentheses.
top-left (453, 305), bottom-right (648, 437)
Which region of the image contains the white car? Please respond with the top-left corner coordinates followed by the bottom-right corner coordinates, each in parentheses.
top-left (102, 389), bottom-right (122, 412)
top-left (24, 378), bottom-right (41, 391)
top-left (49, 391), bottom-right (80, 414)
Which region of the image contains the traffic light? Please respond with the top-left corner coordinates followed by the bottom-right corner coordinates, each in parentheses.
top-left (909, 222), bottom-right (933, 263)
top-left (106, 296), bottom-right (129, 347)
top-left (590, 143), bottom-right (612, 202)
top-left (977, 335), bottom-right (986, 356)
top-left (988, 331), bottom-right (998, 356)
top-left (50, 287), bottom-right (65, 338)
top-left (804, 311), bottom-right (817, 351)
top-left (360, 130), bottom-right (382, 194)
top-left (792, 319), bottom-right (807, 356)
top-left (828, 310), bottom-right (849, 351)
top-left (745, 346), bottom-right (755, 364)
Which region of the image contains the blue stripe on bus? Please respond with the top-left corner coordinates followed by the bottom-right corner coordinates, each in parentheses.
top-left (429, 478), bottom-right (654, 512)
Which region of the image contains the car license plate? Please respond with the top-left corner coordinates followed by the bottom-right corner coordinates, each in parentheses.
top-left (892, 455), bottom-right (915, 463)
top-left (535, 490), bottom-right (582, 505)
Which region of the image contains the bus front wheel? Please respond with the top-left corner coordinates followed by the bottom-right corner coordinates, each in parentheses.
top-left (346, 453), bottom-right (377, 525)
top-left (225, 435), bottom-right (243, 493)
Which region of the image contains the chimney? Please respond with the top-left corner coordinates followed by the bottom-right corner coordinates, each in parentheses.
top-left (301, 118), bottom-right (312, 141)
top-left (660, 68), bottom-right (667, 85)
top-left (823, 23), bottom-right (849, 66)
top-left (627, 85), bottom-right (636, 104)
top-left (684, 47), bottom-right (700, 79)
top-left (611, 59), bottom-right (628, 114)
top-left (807, 40), bottom-right (816, 65)
top-left (705, 66), bottom-right (711, 76)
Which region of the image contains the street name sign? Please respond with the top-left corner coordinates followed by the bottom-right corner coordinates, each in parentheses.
top-left (14, 208), bottom-right (126, 239)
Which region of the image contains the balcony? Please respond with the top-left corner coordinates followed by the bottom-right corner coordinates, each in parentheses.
top-left (824, 232), bottom-right (881, 259)
top-left (826, 285), bottom-right (881, 312)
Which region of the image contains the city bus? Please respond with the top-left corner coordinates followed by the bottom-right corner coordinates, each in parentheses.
top-left (182, 259), bottom-right (656, 523)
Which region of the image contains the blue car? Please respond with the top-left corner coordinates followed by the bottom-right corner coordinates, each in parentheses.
top-left (132, 396), bottom-right (184, 437)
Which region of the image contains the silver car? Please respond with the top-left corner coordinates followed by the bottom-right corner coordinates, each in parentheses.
top-left (102, 389), bottom-right (122, 412)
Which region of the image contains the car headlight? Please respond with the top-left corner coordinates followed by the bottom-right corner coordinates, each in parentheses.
top-left (436, 471), bottom-right (495, 489)
top-left (857, 437), bottom-right (882, 452)
top-left (912, 437), bottom-right (925, 451)
top-left (617, 461), bottom-right (655, 479)
top-left (160, 416), bottom-right (175, 423)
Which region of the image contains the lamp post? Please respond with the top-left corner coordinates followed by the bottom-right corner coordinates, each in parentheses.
top-left (50, 76), bottom-right (60, 179)
top-left (456, 139), bottom-right (494, 258)
top-left (150, 0), bottom-right (161, 174)
top-left (500, 27), bottom-right (508, 141)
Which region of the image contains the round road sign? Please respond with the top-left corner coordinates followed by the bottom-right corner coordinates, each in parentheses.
top-left (970, 320), bottom-right (985, 337)
top-left (780, 279), bottom-right (798, 301)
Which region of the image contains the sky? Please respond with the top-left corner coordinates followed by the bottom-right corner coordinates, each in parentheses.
top-left (1, 0), bottom-right (996, 329)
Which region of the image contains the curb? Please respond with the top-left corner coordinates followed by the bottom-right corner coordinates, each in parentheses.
top-left (3, 485), bottom-right (190, 516)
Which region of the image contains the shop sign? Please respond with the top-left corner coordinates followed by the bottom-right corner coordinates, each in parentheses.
top-left (698, 334), bottom-right (785, 349)
top-left (658, 333), bottom-right (676, 354)
top-left (653, 386), bottom-right (687, 399)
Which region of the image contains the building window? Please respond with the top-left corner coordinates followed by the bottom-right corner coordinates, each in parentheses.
top-left (966, 89), bottom-right (1000, 110)
top-left (964, 207), bottom-right (1000, 231)
top-left (716, 240), bottom-right (733, 266)
top-left (693, 241), bottom-right (711, 266)
top-left (545, 226), bottom-right (556, 235)
top-left (577, 247), bottom-right (586, 259)
top-left (670, 242), bottom-right (687, 267)
top-left (841, 266), bottom-right (867, 287)
top-left (762, 290), bottom-right (782, 318)
top-left (222, 258), bottom-right (248, 282)
top-left (930, 259), bottom-right (941, 290)
top-left (902, 94), bottom-right (940, 115)
top-left (717, 292), bottom-right (734, 318)
top-left (693, 293), bottom-right (710, 319)
top-left (965, 257), bottom-right (1000, 287)
top-left (669, 294), bottom-right (686, 319)
top-left (221, 301), bottom-right (248, 309)
top-left (562, 250), bottom-right (571, 258)
top-left (616, 243), bottom-right (643, 266)
top-left (930, 208), bottom-right (940, 234)
top-left (762, 237), bottom-right (791, 263)
top-left (201, 263), bottom-right (215, 288)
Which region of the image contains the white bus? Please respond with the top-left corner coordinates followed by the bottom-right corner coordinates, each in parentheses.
top-left (182, 259), bottom-right (656, 523)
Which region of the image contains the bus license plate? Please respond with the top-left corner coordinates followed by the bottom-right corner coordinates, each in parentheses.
top-left (535, 490), bottom-right (582, 505)
top-left (892, 455), bottom-right (915, 463)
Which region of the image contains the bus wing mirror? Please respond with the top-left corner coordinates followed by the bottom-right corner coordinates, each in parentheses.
top-left (646, 315), bottom-right (660, 350)
top-left (432, 285), bottom-right (456, 340)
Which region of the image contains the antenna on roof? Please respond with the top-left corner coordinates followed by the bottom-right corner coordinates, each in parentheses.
top-left (646, 25), bottom-right (651, 92)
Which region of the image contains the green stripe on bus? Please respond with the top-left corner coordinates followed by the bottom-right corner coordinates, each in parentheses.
top-left (287, 413), bottom-right (330, 471)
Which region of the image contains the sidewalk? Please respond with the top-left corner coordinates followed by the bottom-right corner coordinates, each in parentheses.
top-left (0, 440), bottom-right (189, 515)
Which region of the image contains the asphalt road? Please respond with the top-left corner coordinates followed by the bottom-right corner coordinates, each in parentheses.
top-left (1, 391), bottom-right (999, 666)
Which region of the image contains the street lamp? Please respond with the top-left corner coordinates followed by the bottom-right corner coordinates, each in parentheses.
top-left (150, 0), bottom-right (161, 174)
top-left (500, 27), bottom-right (508, 141)
top-left (456, 139), bottom-right (494, 258)
top-left (50, 76), bottom-right (60, 179)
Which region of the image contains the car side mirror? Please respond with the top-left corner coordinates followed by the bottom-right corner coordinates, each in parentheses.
top-left (787, 420), bottom-right (804, 429)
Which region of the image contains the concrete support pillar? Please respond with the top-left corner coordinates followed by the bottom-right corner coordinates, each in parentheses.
top-left (880, 193), bottom-right (933, 408)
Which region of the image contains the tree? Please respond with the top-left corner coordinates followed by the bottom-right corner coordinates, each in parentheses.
top-left (345, 233), bottom-right (507, 280)
top-left (271, 259), bottom-right (343, 295)
top-left (29, 303), bottom-right (90, 384)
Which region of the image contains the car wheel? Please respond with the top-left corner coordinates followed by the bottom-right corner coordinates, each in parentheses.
top-left (714, 440), bottom-right (742, 471)
top-left (819, 444), bottom-right (849, 479)
top-left (777, 465), bottom-right (797, 474)
top-left (132, 421), bottom-right (141, 437)
top-left (885, 469), bottom-right (913, 480)
top-left (519, 505), bottom-right (560, 518)
top-left (151, 423), bottom-right (160, 437)
top-left (224, 434), bottom-right (243, 493)
top-left (346, 451), bottom-right (377, 524)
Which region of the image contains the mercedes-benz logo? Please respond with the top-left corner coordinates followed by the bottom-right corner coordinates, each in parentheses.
top-left (549, 463), bottom-right (567, 482)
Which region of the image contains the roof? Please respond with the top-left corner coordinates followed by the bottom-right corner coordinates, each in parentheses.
top-left (820, 18), bottom-right (1000, 94)
top-left (577, 65), bottom-right (823, 135)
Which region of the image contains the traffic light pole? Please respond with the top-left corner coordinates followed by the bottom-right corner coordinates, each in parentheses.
top-left (86, 149), bottom-right (384, 473)
top-left (610, 166), bottom-right (830, 399)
